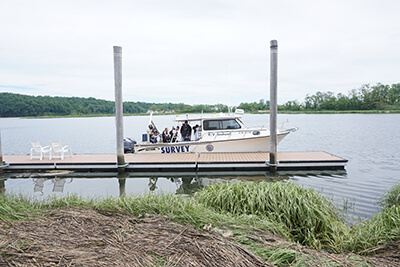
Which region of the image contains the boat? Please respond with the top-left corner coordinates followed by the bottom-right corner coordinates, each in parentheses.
top-left (132, 109), bottom-right (297, 153)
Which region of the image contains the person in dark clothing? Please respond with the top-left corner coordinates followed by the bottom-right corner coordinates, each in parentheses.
top-left (162, 128), bottom-right (171, 143)
top-left (180, 120), bottom-right (192, 141)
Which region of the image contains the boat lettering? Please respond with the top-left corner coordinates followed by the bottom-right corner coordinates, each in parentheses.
top-left (161, 145), bottom-right (190, 153)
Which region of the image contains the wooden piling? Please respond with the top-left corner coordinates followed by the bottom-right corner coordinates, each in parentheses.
top-left (113, 46), bottom-right (126, 174)
top-left (269, 40), bottom-right (278, 172)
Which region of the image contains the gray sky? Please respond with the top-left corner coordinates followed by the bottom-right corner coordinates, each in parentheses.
top-left (1, 0), bottom-right (399, 106)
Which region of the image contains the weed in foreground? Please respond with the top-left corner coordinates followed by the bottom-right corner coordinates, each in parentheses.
top-left (379, 181), bottom-right (400, 208)
top-left (194, 181), bottom-right (349, 252)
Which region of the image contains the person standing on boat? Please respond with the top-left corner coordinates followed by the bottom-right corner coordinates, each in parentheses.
top-left (193, 124), bottom-right (200, 141)
top-left (170, 126), bottom-right (178, 142)
top-left (162, 128), bottom-right (171, 143)
top-left (180, 120), bottom-right (192, 141)
top-left (175, 126), bottom-right (181, 142)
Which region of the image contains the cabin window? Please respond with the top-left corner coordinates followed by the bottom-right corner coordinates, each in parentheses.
top-left (221, 119), bottom-right (241, 129)
top-left (203, 120), bottom-right (219, 130)
top-left (203, 119), bottom-right (241, 130)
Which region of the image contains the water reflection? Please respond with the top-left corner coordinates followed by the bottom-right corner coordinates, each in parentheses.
top-left (177, 177), bottom-right (203, 195)
top-left (33, 177), bottom-right (73, 195)
top-left (144, 177), bottom-right (204, 195)
top-left (148, 177), bottom-right (158, 191)
top-left (3, 169), bottom-right (348, 198)
top-left (118, 178), bottom-right (126, 197)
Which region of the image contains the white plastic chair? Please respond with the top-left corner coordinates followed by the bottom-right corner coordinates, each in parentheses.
top-left (30, 141), bottom-right (51, 160)
top-left (49, 141), bottom-right (72, 160)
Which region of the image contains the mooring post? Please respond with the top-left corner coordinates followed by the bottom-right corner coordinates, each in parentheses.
top-left (269, 40), bottom-right (278, 173)
top-left (113, 46), bottom-right (126, 174)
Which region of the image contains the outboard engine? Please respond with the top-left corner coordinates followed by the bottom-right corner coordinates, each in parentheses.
top-left (124, 137), bottom-right (137, 153)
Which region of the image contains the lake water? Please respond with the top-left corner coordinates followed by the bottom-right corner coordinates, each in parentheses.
top-left (1, 113), bottom-right (400, 223)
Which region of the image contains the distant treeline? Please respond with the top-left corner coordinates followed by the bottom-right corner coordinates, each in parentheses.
top-left (236, 83), bottom-right (400, 112)
top-left (1, 83), bottom-right (399, 117)
top-left (281, 83), bottom-right (400, 111)
top-left (0, 93), bottom-right (228, 117)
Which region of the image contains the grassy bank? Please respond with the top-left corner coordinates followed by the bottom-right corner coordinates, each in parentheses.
top-left (1, 181), bottom-right (399, 266)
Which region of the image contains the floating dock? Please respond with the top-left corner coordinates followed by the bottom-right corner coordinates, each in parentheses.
top-left (2, 151), bottom-right (347, 172)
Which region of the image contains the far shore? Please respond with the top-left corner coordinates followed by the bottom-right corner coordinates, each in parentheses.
top-left (2, 109), bottom-right (400, 119)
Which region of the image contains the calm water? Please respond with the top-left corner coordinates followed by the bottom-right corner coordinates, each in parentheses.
top-left (1, 114), bottom-right (400, 222)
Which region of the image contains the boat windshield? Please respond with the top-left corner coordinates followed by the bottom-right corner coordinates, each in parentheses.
top-left (203, 119), bottom-right (241, 130)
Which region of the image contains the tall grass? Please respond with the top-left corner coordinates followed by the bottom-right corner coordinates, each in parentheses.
top-left (349, 205), bottom-right (400, 252)
top-left (0, 193), bottom-right (285, 236)
top-left (1, 181), bottom-right (400, 256)
top-left (348, 181), bottom-right (400, 252)
top-left (379, 181), bottom-right (400, 208)
top-left (92, 193), bottom-right (289, 236)
top-left (194, 181), bottom-right (349, 251)
top-left (0, 195), bottom-right (41, 220)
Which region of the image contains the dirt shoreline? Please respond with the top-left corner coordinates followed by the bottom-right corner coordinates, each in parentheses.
top-left (0, 207), bottom-right (398, 266)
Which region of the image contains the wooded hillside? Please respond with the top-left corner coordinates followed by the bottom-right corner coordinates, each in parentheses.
top-left (0, 93), bottom-right (228, 117)
top-left (1, 83), bottom-right (399, 117)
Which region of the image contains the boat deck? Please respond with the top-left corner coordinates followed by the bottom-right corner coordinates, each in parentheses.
top-left (2, 151), bottom-right (347, 172)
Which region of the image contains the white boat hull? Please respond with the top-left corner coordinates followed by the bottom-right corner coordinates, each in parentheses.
top-left (134, 132), bottom-right (289, 154)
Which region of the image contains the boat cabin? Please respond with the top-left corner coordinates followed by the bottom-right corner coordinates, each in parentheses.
top-left (173, 112), bottom-right (247, 141)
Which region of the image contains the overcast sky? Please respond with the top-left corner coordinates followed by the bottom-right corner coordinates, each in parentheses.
top-left (1, 0), bottom-right (399, 106)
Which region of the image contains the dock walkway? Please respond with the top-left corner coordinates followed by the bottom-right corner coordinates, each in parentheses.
top-left (2, 151), bottom-right (347, 172)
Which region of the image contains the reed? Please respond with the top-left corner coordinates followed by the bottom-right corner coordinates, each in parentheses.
top-left (0, 195), bottom-right (40, 220)
top-left (1, 181), bottom-right (400, 259)
top-left (0, 192), bottom-right (284, 237)
top-left (348, 205), bottom-right (400, 252)
top-left (261, 247), bottom-right (302, 266)
top-left (379, 181), bottom-right (400, 208)
top-left (194, 181), bottom-right (349, 251)
top-left (347, 182), bottom-right (400, 252)
top-left (93, 193), bottom-right (288, 236)
top-left (43, 194), bottom-right (94, 209)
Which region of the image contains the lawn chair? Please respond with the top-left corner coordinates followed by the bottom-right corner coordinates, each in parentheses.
top-left (49, 141), bottom-right (72, 160)
top-left (30, 141), bottom-right (51, 160)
